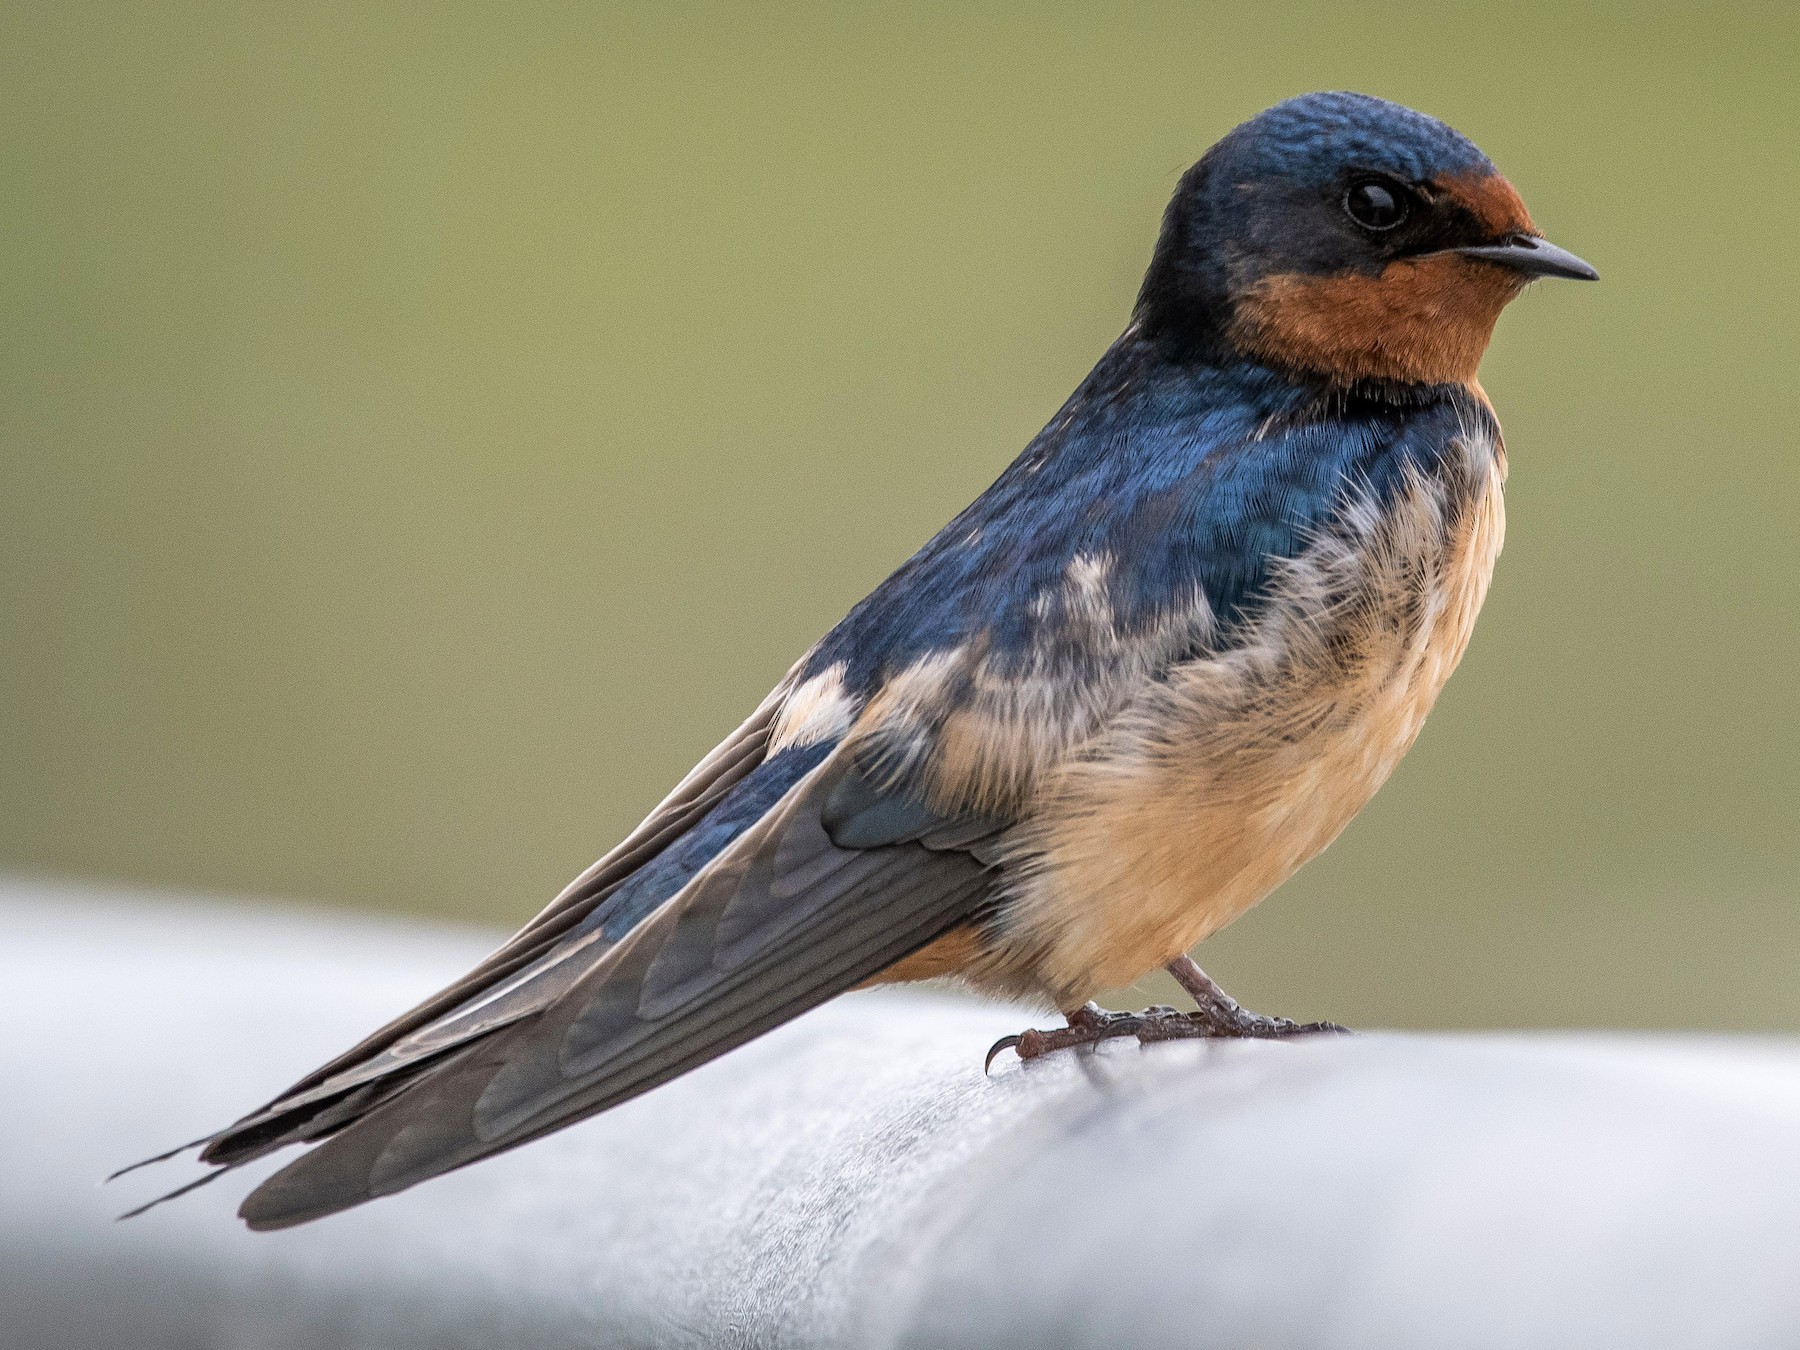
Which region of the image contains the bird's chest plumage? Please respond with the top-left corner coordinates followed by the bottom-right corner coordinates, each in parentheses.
top-left (1001, 435), bottom-right (1506, 1005)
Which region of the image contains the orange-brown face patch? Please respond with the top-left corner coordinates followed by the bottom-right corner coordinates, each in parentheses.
top-left (1230, 170), bottom-right (1539, 386)
top-left (1435, 170), bottom-right (1535, 237)
top-left (1231, 250), bottom-right (1526, 386)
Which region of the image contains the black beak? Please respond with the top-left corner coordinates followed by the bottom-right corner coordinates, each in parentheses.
top-left (1457, 234), bottom-right (1598, 281)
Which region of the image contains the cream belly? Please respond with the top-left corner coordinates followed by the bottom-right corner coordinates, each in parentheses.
top-left (999, 442), bottom-right (1506, 1007)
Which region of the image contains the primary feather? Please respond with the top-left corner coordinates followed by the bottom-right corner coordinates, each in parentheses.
top-left (234, 747), bottom-right (995, 1228)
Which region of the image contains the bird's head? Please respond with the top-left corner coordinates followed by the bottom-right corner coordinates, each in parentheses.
top-left (1138, 91), bottom-right (1596, 387)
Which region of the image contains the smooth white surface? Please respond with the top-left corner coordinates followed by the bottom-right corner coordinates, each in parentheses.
top-left (5, 877), bottom-right (1800, 1349)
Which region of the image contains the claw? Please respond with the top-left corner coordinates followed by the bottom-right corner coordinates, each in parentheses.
top-left (984, 1034), bottom-right (1024, 1074)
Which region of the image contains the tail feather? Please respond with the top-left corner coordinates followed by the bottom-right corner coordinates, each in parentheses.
top-left (233, 753), bottom-right (993, 1229)
top-left (120, 728), bottom-right (1000, 1230)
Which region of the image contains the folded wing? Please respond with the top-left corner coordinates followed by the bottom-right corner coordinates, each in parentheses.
top-left (212, 735), bottom-right (1001, 1228)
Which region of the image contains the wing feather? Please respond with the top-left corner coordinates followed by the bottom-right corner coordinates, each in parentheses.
top-left (198, 678), bottom-right (795, 1165)
top-left (236, 746), bottom-right (996, 1228)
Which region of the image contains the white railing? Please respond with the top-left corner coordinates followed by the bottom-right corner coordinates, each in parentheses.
top-left (6, 876), bottom-right (1800, 1349)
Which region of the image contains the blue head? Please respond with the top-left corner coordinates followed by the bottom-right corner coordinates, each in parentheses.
top-left (1137, 92), bottom-right (1595, 386)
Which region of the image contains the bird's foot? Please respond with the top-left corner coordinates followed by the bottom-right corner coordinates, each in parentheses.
top-left (1165, 952), bottom-right (1349, 1040)
top-left (985, 1003), bottom-right (1148, 1070)
top-left (984, 1000), bottom-right (1343, 1071)
top-left (984, 954), bottom-right (1347, 1071)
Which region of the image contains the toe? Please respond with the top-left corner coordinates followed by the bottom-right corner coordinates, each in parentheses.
top-left (1297, 1020), bottom-right (1352, 1036)
top-left (983, 1034), bottom-right (1024, 1073)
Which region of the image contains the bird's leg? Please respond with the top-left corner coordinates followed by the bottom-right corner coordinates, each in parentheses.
top-left (985, 957), bottom-right (1346, 1070)
top-left (1163, 954), bottom-right (1348, 1040)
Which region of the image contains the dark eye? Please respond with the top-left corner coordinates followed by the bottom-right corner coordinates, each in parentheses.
top-left (1344, 179), bottom-right (1409, 231)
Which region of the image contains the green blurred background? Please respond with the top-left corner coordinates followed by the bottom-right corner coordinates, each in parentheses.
top-left (4, 3), bottom-right (1797, 1029)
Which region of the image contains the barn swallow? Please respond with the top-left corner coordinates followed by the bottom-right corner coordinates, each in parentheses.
top-left (125, 91), bottom-right (1594, 1227)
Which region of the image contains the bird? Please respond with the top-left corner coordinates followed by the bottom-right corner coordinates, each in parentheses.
top-left (123, 90), bottom-right (1595, 1229)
